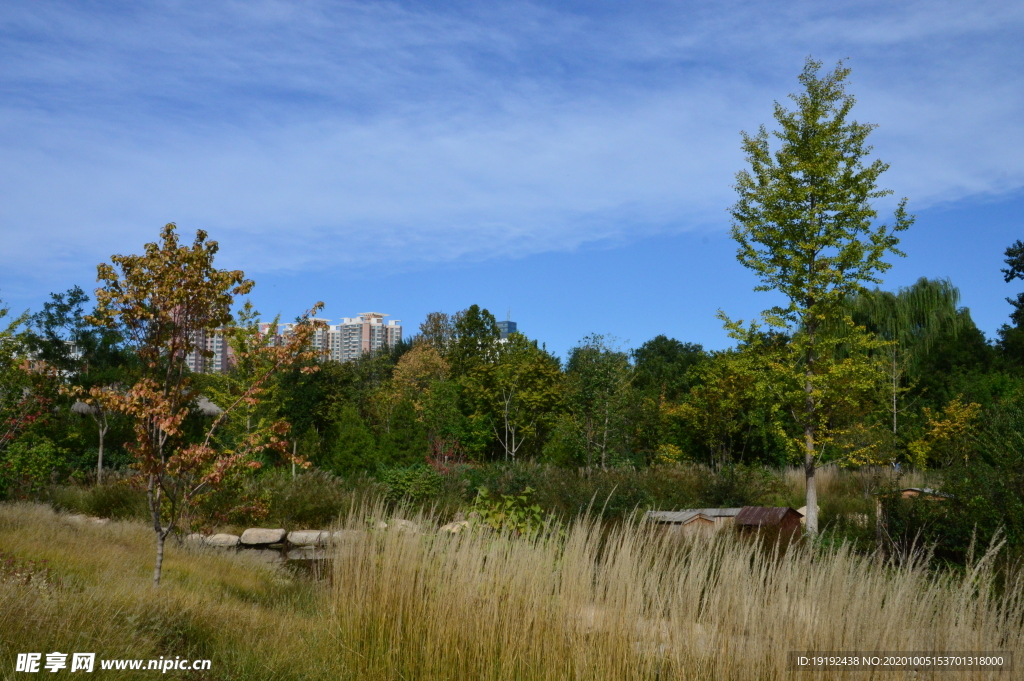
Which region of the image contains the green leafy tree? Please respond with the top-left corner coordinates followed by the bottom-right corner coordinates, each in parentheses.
top-left (24, 286), bottom-right (135, 484)
top-left (0, 297), bottom-right (59, 493)
top-left (631, 336), bottom-right (705, 401)
top-left (728, 58), bottom-right (912, 533)
top-left (464, 333), bottom-right (563, 461)
top-left (322, 403), bottom-right (377, 474)
top-left (376, 398), bottom-right (429, 467)
top-left (417, 311), bottom-right (455, 355)
top-left (564, 335), bottom-right (637, 467)
top-left (0, 298), bottom-right (46, 458)
top-left (420, 379), bottom-right (484, 461)
top-left (998, 240), bottom-right (1024, 364)
top-left (667, 345), bottom-right (792, 466)
top-left (448, 305), bottom-right (500, 377)
top-left (200, 302), bottom-right (291, 467)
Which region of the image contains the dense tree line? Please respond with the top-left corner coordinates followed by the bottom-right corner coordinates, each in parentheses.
top-left (3, 268), bottom-right (1023, 484)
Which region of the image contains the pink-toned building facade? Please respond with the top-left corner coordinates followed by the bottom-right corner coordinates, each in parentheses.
top-left (261, 312), bottom-right (402, 364)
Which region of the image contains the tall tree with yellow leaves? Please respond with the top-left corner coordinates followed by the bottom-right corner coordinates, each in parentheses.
top-left (728, 58), bottom-right (912, 534)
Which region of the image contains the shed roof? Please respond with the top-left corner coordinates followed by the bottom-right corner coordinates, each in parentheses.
top-left (900, 487), bottom-right (951, 499)
top-left (734, 506), bottom-right (801, 526)
top-left (646, 508), bottom-right (742, 524)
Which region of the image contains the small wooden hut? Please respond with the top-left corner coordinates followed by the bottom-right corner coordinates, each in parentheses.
top-left (733, 506), bottom-right (802, 537)
top-left (646, 508), bottom-right (742, 536)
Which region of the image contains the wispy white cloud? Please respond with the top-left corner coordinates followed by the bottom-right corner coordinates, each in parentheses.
top-left (0, 0), bottom-right (1022, 289)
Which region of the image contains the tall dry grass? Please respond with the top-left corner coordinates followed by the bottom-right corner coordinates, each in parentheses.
top-left (783, 464), bottom-right (937, 501)
top-left (329, 507), bottom-right (1023, 680)
top-left (1, 501), bottom-right (1021, 680)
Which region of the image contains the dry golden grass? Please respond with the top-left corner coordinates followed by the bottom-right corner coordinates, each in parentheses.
top-left (783, 464), bottom-right (937, 502)
top-left (1, 501), bottom-right (1021, 680)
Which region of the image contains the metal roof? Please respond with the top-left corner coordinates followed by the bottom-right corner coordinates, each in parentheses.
top-left (734, 506), bottom-right (801, 526)
top-left (901, 487), bottom-right (951, 498)
top-left (646, 508), bottom-right (742, 524)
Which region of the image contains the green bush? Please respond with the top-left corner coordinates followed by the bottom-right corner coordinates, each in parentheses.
top-left (0, 436), bottom-right (67, 499)
top-left (263, 469), bottom-right (384, 528)
top-left (46, 476), bottom-right (149, 520)
top-left (379, 465), bottom-right (444, 504)
top-left (471, 486), bottom-right (546, 536)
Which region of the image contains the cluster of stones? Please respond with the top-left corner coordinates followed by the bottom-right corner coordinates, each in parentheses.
top-left (184, 528), bottom-right (348, 562)
top-left (185, 519), bottom-right (472, 563)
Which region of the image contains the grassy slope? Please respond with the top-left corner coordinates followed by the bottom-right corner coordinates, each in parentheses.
top-left (2, 502), bottom-right (1021, 680)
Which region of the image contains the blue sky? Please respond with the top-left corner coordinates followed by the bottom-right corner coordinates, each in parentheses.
top-left (1, 1), bottom-right (1022, 359)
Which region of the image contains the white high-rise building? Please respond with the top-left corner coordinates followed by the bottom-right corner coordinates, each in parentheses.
top-left (264, 312), bottom-right (402, 363)
top-left (327, 313), bottom-right (402, 362)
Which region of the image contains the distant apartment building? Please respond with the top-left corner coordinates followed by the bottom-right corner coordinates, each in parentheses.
top-left (327, 313), bottom-right (403, 362)
top-left (497, 320), bottom-right (518, 339)
top-left (185, 328), bottom-right (233, 374)
top-left (262, 312), bottom-right (402, 364)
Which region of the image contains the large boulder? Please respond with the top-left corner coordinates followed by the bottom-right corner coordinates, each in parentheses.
top-left (287, 530), bottom-right (330, 546)
top-left (240, 528), bottom-right (286, 546)
top-left (206, 533), bottom-right (240, 548)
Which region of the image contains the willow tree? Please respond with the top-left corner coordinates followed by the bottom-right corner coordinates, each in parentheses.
top-left (728, 58), bottom-right (913, 534)
top-left (848, 277), bottom-right (965, 434)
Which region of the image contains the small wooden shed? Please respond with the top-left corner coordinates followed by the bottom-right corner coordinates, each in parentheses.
top-left (646, 508), bottom-right (742, 536)
top-left (733, 506), bottom-right (802, 536)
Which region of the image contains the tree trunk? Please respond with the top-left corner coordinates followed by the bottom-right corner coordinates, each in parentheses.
top-left (804, 359), bottom-right (819, 535)
top-left (96, 416), bottom-right (108, 486)
top-left (804, 425), bottom-right (818, 535)
top-left (97, 430), bottom-right (104, 485)
top-left (875, 495), bottom-right (886, 557)
top-left (153, 530), bottom-right (167, 588)
top-left (147, 473), bottom-right (165, 586)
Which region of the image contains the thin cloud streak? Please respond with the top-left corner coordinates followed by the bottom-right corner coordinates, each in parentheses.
top-left (1, 0), bottom-right (1022, 290)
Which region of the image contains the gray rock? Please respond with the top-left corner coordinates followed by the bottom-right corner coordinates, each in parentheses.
top-left (390, 519), bottom-right (419, 534)
top-left (245, 548), bottom-right (285, 564)
top-left (206, 533), bottom-right (240, 548)
top-left (240, 528), bottom-right (287, 546)
top-left (286, 547), bottom-right (326, 561)
top-left (288, 530), bottom-right (330, 546)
